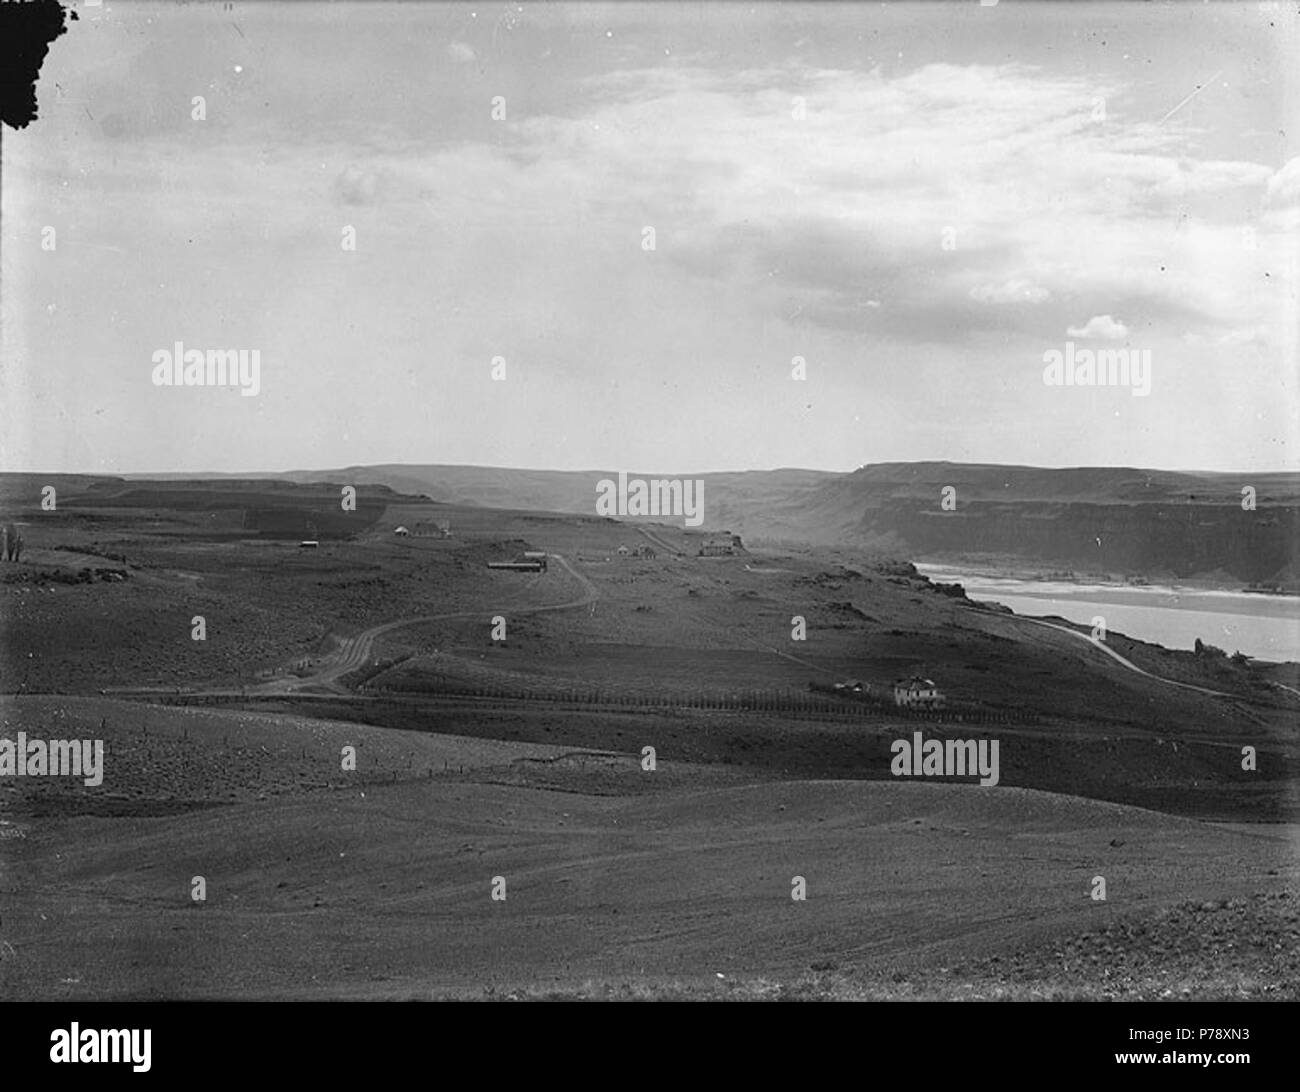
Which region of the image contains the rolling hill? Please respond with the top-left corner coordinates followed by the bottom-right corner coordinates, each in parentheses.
top-left (119, 462), bottom-right (1300, 584)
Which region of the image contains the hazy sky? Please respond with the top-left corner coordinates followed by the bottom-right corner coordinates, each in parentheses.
top-left (2, 0), bottom-right (1297, 475)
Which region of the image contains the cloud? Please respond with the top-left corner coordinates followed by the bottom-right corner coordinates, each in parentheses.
top-left (1149, 159), bottom-right (1274, 199)
top-left (53, 43), bottom-right (1288, 352)
top-left (970, 279), bottom-right (1050, 304)
top-left (1266, 156), bottom-right (1300, 205)
top-left (335, 164), bottom-right (384, 206)
top-left (501, 62), bottom-right (1285, 346)
top-left (18, 18), bottom-right (1294, 468)
top-left (1216, 326), bottom-right (1266, 347)
top-left (1067, 315), bottom-right (1129, 340)
top-left (447, 41), bottom-right (477, 64)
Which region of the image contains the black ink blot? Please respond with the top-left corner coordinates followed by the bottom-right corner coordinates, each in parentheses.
top-left (0, 0), bottom-right (77, 131)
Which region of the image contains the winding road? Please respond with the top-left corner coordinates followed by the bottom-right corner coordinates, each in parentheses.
top-left (277, 557), bottom-right (1242, 701)
top-left (970, 605), bottom-right (1236, 698)
top-left (104, 549), bottom-right (1259, 707)
top-left (255, 553), bottom-right (599, 696)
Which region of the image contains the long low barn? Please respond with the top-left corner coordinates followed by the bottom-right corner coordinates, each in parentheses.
top-left (486, 560), bottom-right (544, 572)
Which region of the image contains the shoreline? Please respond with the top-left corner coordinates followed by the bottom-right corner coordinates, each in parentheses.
top-left (916, 559), bottom-right (1300, 603)
top-left (916, 561), bottom-right (1300, 665)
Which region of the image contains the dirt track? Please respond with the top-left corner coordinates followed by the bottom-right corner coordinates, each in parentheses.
top-left (255, 553), bottom-right (599, 695)
top-left (258, 563), bottom-right (1241, 703)
top-left (974, 607), bottom-right (1236, 698)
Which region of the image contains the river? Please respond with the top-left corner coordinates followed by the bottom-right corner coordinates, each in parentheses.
top-left (915, 563), bottom-right (1300, 664)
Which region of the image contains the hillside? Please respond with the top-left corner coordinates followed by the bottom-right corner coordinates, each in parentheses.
top-left (2, 475), bottom-right (1297, 1000)
top-left (134, 462), bottom-right (1300, 584)
top-left (3, 704), bottom-right (1295, 1000)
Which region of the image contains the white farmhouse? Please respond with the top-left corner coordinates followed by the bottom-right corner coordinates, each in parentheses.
top-left (893, 676), bottom-right (944, 708)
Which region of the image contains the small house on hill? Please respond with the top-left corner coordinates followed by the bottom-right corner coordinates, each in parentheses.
top-left (394, 526), bottom-right (410, 536)
top-left (698, 532), bottom-right (742, 556)
top-left (616, 544), bottom-right (630, 557)
top-left (893, 676), bottom-right (943, 708)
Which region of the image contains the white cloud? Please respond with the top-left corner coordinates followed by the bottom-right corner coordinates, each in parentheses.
top-left (447, 41), bottom-right (477, 64)
top-left (970, 279), bottom-right (1050, 304)
top-left (1217, 326), bottom-right (1266, 346)
top-left (1266, 156), bottom-right (1300, 205)
top-left (1150, 159), bottom-right (1274, 199)
top-left (1067, 315), bottom-right (1129, 340)
top-left (501, 62), bottom-right (1288, 347)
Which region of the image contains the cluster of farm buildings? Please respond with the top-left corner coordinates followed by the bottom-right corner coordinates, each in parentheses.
top-left (388, 519), bottom-right (941, 709)
top-left (613, 532), bottom-right (743, 558)
top-left (829, 676), bottom-right (946, 709)
top-left (475, 530), bottom-right (743, 568)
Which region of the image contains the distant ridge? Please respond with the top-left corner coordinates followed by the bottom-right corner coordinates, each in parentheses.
top-left (7, 462), bottom-right (1295, 583)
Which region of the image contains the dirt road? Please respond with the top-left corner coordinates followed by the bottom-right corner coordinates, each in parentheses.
top-left (975, 606), bottom-right (1234, 698)
top-left (257, 553), bottom-right (599, 695)
top-left (637, 526), bottom-right (683, 557)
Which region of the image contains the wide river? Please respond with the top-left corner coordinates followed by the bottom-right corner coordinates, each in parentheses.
top-left (915, 563), bottom-right (1300, 664)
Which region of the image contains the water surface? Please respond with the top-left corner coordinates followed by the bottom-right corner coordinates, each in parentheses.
top-left (916, 564), bottom-right (1300, 663)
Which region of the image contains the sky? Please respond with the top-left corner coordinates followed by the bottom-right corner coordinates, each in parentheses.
top-left (2, 0), bottom-right (1297, 475)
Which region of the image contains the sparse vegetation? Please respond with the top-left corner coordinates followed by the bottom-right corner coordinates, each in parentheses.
top-left (2, 473), bottom-right (1295, 1001)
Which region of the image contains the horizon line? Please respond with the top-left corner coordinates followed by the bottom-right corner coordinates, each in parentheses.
top-left (3, 460), bottom-right (1299, 479)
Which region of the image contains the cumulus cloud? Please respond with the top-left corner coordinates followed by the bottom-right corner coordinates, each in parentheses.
top-left (1067, 315), bottom-right (1129, 340)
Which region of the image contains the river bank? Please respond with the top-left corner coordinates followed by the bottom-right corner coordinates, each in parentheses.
top-left (917, 562), bottom-right (1300, 664)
